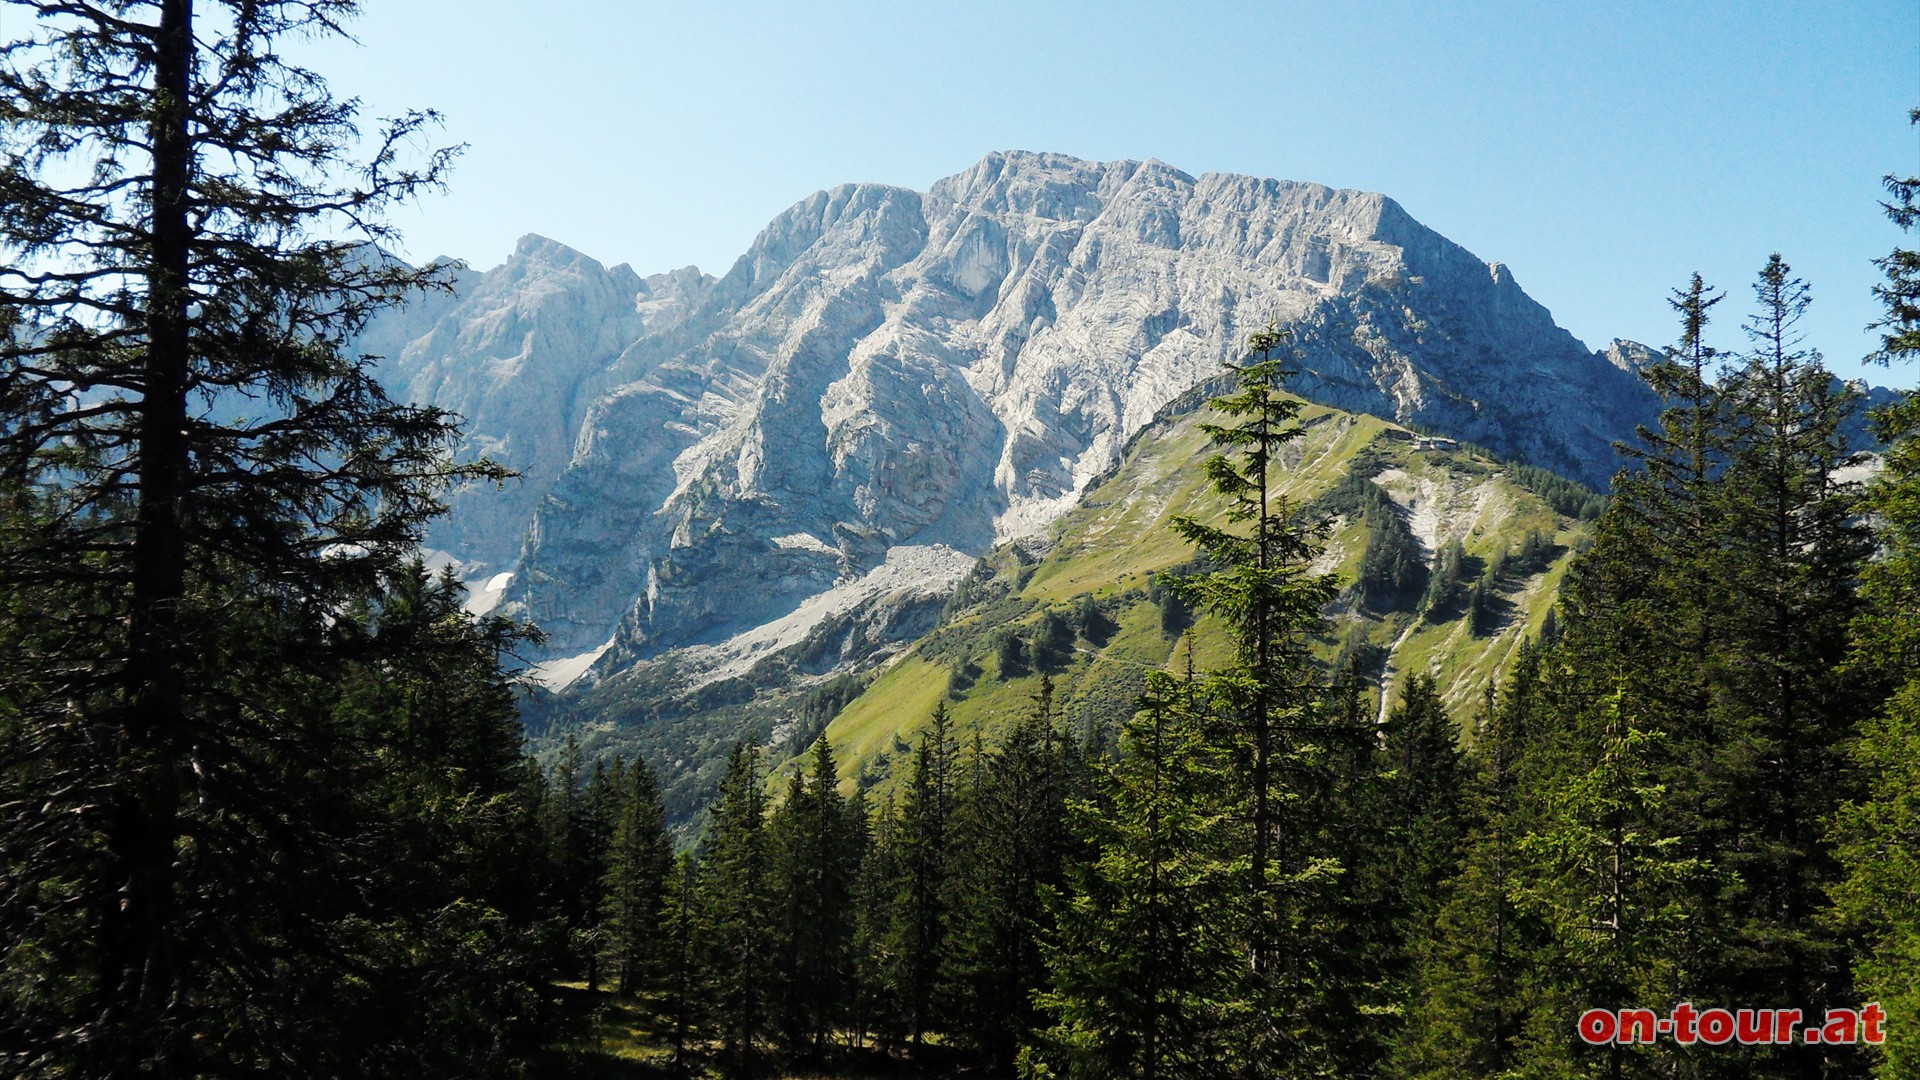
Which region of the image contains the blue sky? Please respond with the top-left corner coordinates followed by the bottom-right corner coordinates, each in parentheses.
top-left (310, 1), bottom-right (1917, 383)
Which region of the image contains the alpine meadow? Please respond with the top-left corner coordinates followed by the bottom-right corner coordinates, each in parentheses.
top-left (1, 3), bottom-right (1916, 1080)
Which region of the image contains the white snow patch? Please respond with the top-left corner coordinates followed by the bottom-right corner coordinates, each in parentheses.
top-left (532, 638), bottom-right (614, 691)
top-left (461, 571), bottom-right (516, 616)
top-left (772, 532), bottom-right (839, 556)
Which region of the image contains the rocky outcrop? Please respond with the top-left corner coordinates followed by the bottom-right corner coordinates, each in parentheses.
top-left (364, 237), bottom-right (712, 570)
top-left (366, 151), bottom-right (1665, 676)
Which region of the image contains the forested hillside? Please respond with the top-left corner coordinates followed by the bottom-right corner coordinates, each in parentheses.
top-left (802, 386), bottom-right (1597, 800)
top-left (519, 256), bottom-right (1920, 1076)
top-left (540, 381), bottom-right (1601, 822)
top-left (3, 3), bottom-right (1917, 1079)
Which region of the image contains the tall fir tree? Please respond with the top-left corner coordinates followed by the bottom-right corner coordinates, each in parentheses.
top-left (850, 788), bottom-right (904, 1051)
top-left (1521, 257), bottom-right (1876, 1079)
top-left (767, 737), bottom-right (864, 1060)
top-left (601, 755), bottom-right (672, 997)
top-left (698, 739), bottom-right (774, 1074)
top-left (1694, 255), bottom-right (1874, 1049)
top-left (943, 675), bottom-right (1086, 1071)
top-left (1164, 325), bottom-right (1345, 1075)
top-left (1350, 672), bottom-right (1466, 1072)
top-left (542, 731), bottom-right (615, 987)
top-left (1397, 652), bottom-right (1547, 1079)
top-left (1030, 664), bottom-right (1247, 1080)
top-left (661, 851), bottom-right (704, 1075)
top-left (0, 2), bottom-right (553, 1075)
top-left (1834, 107), bottom-right (1920, 1080)
top-left (577, 755), bottom-right (621, 990)
top-left (1379, 674), bottom-right (1468, 947)
top-left (1511, 688), bottom-right (1707, 1080)
top-left (886, 704), bottom-right (956, 1051)
top-left (1295, 651), bottom-right (1398, 1079)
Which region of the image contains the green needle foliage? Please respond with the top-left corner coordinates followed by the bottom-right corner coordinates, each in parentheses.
top-left (1030, 667), bottom-right (1246, 1080)
top-left (0, 2), bottom-right (547, 1076)
top-left (697, 739), bottom-right (774, 1072)
top-left (885, 704), bottom-right (956, 1050)
top-left (768, 737), bottom-right (863, 1059)
top-left (1029, 328), bottom-right (1363, 1079)
top-left (601, 755), bottom-right (672, 998)
top-left (1835, 106), bottom-right (1920, 1080)
top-left (943, 676), bottom-right (1087, 1071)
top-left (1395, 657), bottom-right (1545, 1079)
top-left (1163, 326), bottom-right (1347, 1075)
top-left (1512, 688), bottom-right (1706, 1079)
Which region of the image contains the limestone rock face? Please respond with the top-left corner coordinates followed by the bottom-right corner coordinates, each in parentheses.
top-left (366, 151), bottom-right (1662, 674)
top-left (364, 237), bottom-right (711, 570)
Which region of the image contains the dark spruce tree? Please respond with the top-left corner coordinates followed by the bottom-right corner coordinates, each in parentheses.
top-left (1300, 643), bottom-right (1397, 1079)
top-left (660, 851), bottom-right (705, 1074)
top-left (1371, 674), bottom-right (1468, 1020)
top-left (1834, 110), bottom-right (1920, 1080)
top-left (1163, 326), bottom-right (1345, 1075)
top-left (1696, 255), bottom-right (1876, 1044)
top-left (541, 736), bottom-right (621, 990)
top-left (849, 788), bottom-right (903, 1052)
top-left (601, 754), bottom-right (672, 998)
top-left (767, 737), bottom-right (864, 1061)
top-left (697, 739), bottom-right (774, 1074)
top-left (1510, 688), bottom-right (1707, 1079)
top-left (0, 2), bottom-right (559, 1076)
top-left (884, 703), bottom-right (956, 1051)
top-left (1030, 665), bottom-right (1245, 1080)
top-left (941, 675), bottom-right (1087, 1071)
top-left (318, 564), bottom-right (556, 1076)
top-left (1489, 256), bottom-right (1875, 1079)
top-left (1396, 654), bottom-right (1547, 1079)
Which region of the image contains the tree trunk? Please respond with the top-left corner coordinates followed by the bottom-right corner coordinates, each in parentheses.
top-left (109, 2), bottom-right (195, 1075)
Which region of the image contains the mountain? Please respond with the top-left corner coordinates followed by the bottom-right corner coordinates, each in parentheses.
top-left (802, 387), bottom-right (1602, 801)
top-left (363, 240), bottom-right (712, 574)
top-left (353, 150), bottom-right (1690, 813)
top-left (549, 386), bottom-right (1600, 819)
top-left (364, 152), bottom-right (1655, 670)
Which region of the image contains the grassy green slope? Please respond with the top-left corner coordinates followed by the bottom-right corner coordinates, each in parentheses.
top-left (808, 391), bottom-right (1599, 800)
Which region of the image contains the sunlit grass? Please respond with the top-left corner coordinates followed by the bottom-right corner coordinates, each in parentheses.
top-left (806, 397), bottom-right (1594, 792)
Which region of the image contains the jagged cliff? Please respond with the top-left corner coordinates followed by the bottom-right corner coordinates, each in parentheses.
top-left (363, 152), bottom-right (1658, 686)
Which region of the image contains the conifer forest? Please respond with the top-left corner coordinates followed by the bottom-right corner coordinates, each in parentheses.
top-left (1, 3), bottom-right (1917, 1078)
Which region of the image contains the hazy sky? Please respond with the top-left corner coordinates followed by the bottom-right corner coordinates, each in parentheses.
top-left (306, 1), bottom-right (1917, 383)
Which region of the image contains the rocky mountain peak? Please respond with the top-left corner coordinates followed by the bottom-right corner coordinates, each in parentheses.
top-left (1601, 338), bottom-right (1663, 373)
top-left (364, 151), bottom-right (1666, 685)
top-left (929, 150), bottom-right (1144, 221)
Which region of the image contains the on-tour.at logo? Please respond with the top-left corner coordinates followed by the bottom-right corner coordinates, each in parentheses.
top-left (1578, 1004), bottom-right (1887, 1047)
